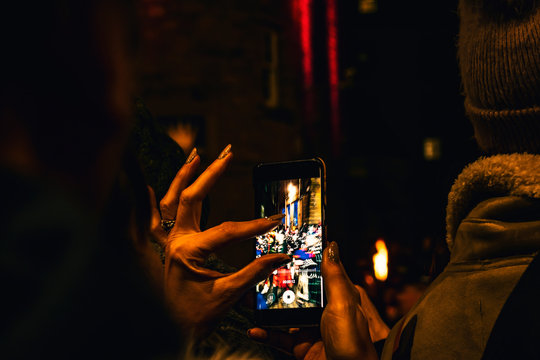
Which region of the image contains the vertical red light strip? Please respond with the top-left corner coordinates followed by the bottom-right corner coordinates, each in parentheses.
top-left (298, 0), bottom-right (313, 90)
top-left (292, 0), bottom-right (315, 128)
top-left (327, 0), bottom-right (340, 155)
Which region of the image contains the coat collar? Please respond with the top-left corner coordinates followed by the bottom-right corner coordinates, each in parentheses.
top-left (446, 153), bottom-right (540, 252)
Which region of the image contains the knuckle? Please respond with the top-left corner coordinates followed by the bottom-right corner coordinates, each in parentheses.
top-left (159, 198), bottom-right (170, 210)
top-left (159, 200), bottom-right (175, 217)
top-left (220, 283), bottom-right (238, 298)
top-left (327, 298), bottom-right (357, 315)
top-left (218, 221), bottom-right (237, 238)
top-left (167, 241), bottom-right (188, 260)
top-left (179, 191), bottom-right (194, 206)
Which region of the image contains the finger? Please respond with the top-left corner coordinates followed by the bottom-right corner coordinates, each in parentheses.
top-left (175, 145), bottom-right (232, 228)
top-left (159, 148), bottom-right (201, 220)
top-left (321, 243), bottom-right (378, 359)
top-left (194, 216), bottom-right (284, 255)
top-left (187, 144), bottom-right (232, 202)
top-left (222, 253), bottom-right (291, 294)
top-left (321, 241), bottom-right (357, 305)
top-left (148, 186), bottom-right (167, 247)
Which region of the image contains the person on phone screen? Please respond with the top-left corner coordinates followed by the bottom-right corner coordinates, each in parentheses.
top-left (248, 0), bottom-right (540, 359)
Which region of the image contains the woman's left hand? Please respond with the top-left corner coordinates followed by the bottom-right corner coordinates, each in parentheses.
top-left (247, 242), bottom-right (386, 360)
top-left (149, 146), bottom-right (290, 338)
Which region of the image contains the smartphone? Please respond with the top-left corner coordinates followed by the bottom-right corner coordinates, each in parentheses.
top-left (253, 158), bottom-right (326, 327)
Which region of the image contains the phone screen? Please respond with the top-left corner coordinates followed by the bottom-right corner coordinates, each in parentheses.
top-left (255, 176), bottom-right (324, 310)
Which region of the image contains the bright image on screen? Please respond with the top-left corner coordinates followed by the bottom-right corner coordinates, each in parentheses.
top-left (255, 177), bottom-right (323, 309)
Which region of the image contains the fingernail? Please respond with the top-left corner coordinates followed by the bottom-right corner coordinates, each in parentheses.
top-left (217, 144), bottom-right (232, 160)
top-left (328, 241), bottom-right (340, 263)
top-left (185, 147), bottom-right (197, 164)
top-left (266, 213), bottom-right (285, 222)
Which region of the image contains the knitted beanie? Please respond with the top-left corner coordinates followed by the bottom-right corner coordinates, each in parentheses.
top-left (458, 0), bottom-right (540, 154)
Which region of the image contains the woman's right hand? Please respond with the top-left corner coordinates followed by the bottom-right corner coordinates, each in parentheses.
top-left (148, 145), bottom-right (290, 339)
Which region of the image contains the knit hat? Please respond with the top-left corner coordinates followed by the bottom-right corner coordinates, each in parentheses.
top-left (458, 0), bottom-right (540, 154)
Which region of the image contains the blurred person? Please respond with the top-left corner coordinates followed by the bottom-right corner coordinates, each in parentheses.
top-left (0, 1), bottom-right (154, 358)
top-left (248, 0), bottom-right (540, 358)
top-left (378, 1), bottom-right (540, 358)
top-left (0, 1), bottom-right (292, 359)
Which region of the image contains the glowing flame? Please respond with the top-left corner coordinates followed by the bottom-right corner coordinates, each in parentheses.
top-left (373, 239), bottom-right (388, 281)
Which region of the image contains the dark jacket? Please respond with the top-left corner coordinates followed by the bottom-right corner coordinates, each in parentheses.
top-left (382, 154), bottom-right (540, 359)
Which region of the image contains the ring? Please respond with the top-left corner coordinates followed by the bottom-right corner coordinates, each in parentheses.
top-left (160, 219), bottom-right (175, 232)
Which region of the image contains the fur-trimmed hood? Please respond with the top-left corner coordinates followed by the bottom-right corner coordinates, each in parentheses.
top-left (446, 153), bottom-right (540, 251)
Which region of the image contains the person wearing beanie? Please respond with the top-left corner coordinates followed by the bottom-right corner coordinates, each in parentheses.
top-left (378, 1), bottom-right (540, 358)
top-left (248, 1), bottom-right (540, 359)
top-left (459, 0), bottom-right (540, 155)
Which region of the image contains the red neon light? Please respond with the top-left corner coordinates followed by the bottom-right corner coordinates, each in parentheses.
top-left (298, 0), bottom-right (313, 90)
top-left (327, 0), bottom-right (340, 154)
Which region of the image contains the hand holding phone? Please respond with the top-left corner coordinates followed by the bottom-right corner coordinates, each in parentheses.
top-left (148, 146), bottom-right (290, 338)
top-left (248, 242), bottom-right (383, 360)
top-left (253, 158), bottom-right (327, 328)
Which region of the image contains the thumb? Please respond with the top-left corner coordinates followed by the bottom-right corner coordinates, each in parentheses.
top-left (321, 243), bottom-right (378, 360)
top-left (222, 253), bottom-right (291, 294)
top-left (322, 242), bottom-right (357, 304)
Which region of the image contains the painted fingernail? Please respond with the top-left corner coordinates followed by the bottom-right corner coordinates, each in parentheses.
top-left (328, 241), bottom-right (340, 263)
top-left (185, 147), bottom-right (197, 164)
top-left (266, 213), bottom-right (285, 222)
top-left (217, 144), bottom-right (232, 160)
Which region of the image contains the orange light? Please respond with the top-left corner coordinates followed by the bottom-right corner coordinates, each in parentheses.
top-left (373, 239), bottom-right (388, 281)
top-left (364, 274), bottom-right (375, 286)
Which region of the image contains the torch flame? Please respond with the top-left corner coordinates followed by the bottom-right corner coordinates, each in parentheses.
top-left (373, 239), bottom-right (388, 281)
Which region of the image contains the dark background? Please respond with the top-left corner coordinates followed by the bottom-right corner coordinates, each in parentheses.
top-left (137, 0), bottom-right (481, 323)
